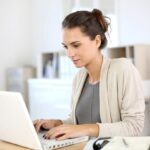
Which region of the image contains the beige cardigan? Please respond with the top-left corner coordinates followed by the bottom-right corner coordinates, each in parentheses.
top-left (63, 57), bottom-right (145, 137)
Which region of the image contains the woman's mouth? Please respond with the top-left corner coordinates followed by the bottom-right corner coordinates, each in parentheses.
top-left (72, 59), bottom-right (80, 64)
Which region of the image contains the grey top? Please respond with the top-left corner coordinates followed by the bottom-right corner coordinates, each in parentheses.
top-left (75, 78), bottom-right (101, 124)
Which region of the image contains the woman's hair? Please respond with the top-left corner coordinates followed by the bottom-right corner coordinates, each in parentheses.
top-left (62, 9), bottom-right (110, 49)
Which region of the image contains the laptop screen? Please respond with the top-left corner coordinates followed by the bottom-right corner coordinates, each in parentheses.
top-left (0, 91), bottom-right (42, 150)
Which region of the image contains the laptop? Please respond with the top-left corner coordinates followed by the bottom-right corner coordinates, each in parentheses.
top-left (0, 91), bottom-right (88, 150)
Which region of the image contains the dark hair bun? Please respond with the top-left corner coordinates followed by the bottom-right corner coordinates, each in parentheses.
top-left (92, 9), bottom-right (109, 33)
top-left (62, 8), bottom-right (110, 49)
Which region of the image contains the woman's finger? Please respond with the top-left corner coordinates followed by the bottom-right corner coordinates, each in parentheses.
top-left (56, 134), bottom-right (68, 140)
top-left (50, 129), bottom-right (65, 139)
top-left (33, 119), bottom-right (39, 126)
top-left (35, 120), bottom-right (44, 132)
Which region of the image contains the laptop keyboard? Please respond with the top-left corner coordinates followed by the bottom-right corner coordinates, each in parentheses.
top-left (38, 132), bottom-right (88, 150)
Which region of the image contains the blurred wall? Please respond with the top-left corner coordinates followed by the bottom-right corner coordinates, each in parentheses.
top-left (0, 0), bottom-right (64, 90)
top-left (31, 0), bottom-right (63, 52)
top-left (118, 0), bottom-right (150, 45)
top-left (0, 0), bottom-right (33, 90)
top-left (0, 0), bottom-right (150, 90)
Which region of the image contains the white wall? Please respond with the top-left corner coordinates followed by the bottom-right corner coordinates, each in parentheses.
top-left (118, 0), bottom-right (150, 45)
top-left (31, 0), bottom-right (63, 53)
top-left (0, 0), bottom-right (34, 90)
top-left (1, 0), bottom-right (150, 90)
top-left (0, 0), bottom-right (64, 90)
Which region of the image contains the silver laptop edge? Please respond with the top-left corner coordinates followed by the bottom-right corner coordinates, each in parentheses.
top-left (0, 91), bottom-right (42, 150)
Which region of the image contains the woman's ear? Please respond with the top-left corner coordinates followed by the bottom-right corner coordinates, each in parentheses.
top-left (95, 35), bottom-right (101, 49)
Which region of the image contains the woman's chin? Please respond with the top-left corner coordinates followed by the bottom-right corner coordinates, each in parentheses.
top-left (74, 63), bottom-right (83, 68)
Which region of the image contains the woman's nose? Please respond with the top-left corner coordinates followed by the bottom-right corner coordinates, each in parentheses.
top-left (67, 48), bottom-right (75, 58)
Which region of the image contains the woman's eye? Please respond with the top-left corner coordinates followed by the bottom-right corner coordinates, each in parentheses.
top-left (73, 45), bottom-right (80, 48)
top-left (63, 45), bottom-right (67, 49)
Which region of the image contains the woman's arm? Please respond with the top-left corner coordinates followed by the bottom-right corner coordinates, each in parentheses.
top-left (98, 60), bottom-right (145, 137)
top-left (43, 124), bottom-right (99, 140)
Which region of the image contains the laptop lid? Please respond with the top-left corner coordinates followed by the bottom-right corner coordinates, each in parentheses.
top-left (0, 91), bottom-right (42, 150)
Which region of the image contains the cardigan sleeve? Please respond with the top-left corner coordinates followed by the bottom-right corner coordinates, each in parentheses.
top-left (98, 60), bottom-right (145, 137)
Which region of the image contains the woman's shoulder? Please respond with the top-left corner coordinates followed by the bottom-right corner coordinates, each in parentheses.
top-left (109, 58), bottom-right (134, 71)
top-left (107, 57), bottom-right (140, 80)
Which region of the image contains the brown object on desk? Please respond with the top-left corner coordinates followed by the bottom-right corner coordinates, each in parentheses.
top-left (57, 141), bottom-right (86, 150)
top-left (0, 140), bottom-right (30, 150)
top-left (0, 140), bottom-right (86, 150)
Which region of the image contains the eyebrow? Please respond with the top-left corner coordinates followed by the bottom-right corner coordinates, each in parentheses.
top-left (62, 41), bottom-right (80, 46)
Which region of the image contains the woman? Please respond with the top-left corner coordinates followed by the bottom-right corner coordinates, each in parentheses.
top-left (34, 9), bottom-right (145, 140)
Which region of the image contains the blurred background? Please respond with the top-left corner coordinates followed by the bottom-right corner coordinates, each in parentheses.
top-left (0, 0), bottom-right (150, 135)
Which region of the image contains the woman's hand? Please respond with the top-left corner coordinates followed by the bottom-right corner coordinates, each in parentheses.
top-left (33, 119), bottom-right (63, 132)
top-left (43, 124), bottom-right (99, 140)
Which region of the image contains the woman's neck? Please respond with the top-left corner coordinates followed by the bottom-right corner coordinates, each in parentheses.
top-left (86, 53), bottom-right (103, 84)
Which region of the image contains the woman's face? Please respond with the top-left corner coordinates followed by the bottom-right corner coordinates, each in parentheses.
top-left (62, 27), bottom-right (101, 68)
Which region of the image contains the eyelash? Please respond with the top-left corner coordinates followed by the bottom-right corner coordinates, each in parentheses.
top-left (73, 44), bottom-right (80, 48)
top-left (63, 44), bottom-right (80, 49)
top-left (63, 45), bottom-right (67, 49)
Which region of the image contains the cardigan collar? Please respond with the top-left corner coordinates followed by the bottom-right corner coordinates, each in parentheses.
top-left (73, 56), bottom-right (112, 123)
